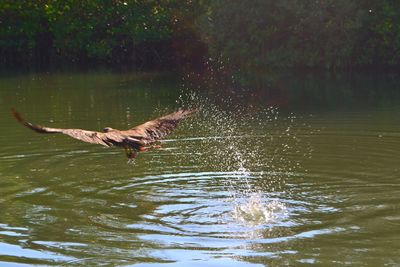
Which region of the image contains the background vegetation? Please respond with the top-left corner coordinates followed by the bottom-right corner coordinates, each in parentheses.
top-left (1, 0), bottom-right (399, 71)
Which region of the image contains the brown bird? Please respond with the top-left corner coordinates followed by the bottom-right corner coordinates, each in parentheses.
top-left (11, 108), bottom-right (197, 159)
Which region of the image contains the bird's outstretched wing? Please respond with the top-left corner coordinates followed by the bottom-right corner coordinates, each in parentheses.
top-left (11, 108), bottom-right (197, 149)
top-left (11, 109), bottom-right (112, 147)
top-left (122, 109), bottom-right (197, 145)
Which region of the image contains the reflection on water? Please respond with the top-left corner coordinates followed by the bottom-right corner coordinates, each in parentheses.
top-left (0, 72), bottom-right (400, 266)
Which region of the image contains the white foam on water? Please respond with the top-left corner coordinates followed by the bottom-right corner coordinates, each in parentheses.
top-left (232, 193), bottom-right (287, 225)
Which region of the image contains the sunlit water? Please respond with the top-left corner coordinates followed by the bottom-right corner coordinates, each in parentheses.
top-left (0, 72), bottom-right (400, 266)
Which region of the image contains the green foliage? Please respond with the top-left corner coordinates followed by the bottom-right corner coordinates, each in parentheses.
top-left (361, 1), bottom-right (400, 66)
top-left (0, 0), bottom-right (178, 68)
top-left (0, 1), bottom-right (47, 66)
top-left (1, 0), bottom-right (400, 70)
top-left (46, 0), bottom-right (172, 59)
top-left (197, 0), bottom-right (400, 69)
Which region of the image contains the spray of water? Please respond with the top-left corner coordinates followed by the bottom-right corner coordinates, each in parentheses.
top-left (232, 193), bottom-right (287, 225)
top-left (175, 91), bottom-right (305, 226)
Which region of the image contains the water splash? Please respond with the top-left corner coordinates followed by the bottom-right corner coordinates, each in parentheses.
top-left (232, 193), bottom-right (287, 225)
top-left (176, 91), bottom-right (306, 226)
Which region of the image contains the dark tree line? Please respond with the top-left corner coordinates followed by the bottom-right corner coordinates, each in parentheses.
top-left (198, 0), bottom-right (400, 70)
top-left (0, 0), bottom-right (204, 70)
top-left (1, 0), bottom-right (400, 71)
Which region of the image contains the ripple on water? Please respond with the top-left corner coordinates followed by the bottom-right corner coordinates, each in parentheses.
top-left (4, 93), bottom-right (381, 266)
top-left (80, 168), bottom-right (337, 250)
top-left (0, 223), bottom-right (77, 265)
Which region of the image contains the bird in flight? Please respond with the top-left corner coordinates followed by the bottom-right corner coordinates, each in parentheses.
top-left (11, 108), bottom-right (196, 159)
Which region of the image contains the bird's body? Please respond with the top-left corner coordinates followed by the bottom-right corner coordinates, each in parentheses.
top-left (11, 108), bottom-right (196, 159)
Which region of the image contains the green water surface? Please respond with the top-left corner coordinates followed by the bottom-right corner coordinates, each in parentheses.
top-left (0, 72), bottom-right (399, 266)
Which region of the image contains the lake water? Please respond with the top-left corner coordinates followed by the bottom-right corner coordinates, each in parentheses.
top-left (0, 71), bottom-right (399, 266)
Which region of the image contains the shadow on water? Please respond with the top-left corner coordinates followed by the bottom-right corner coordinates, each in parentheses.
top-left (0, 71), bottom-right (400, 266)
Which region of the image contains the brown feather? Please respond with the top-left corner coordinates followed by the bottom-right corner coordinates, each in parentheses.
top-left (11, 109), bottom-right (111, 146)
top-left (11, 108), bottom-right (197, 152)
top-left (122, 109), bottom-right (197, 145)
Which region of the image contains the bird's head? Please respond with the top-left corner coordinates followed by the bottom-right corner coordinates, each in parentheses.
top-left (103, 127), bottom-right (115, 132)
